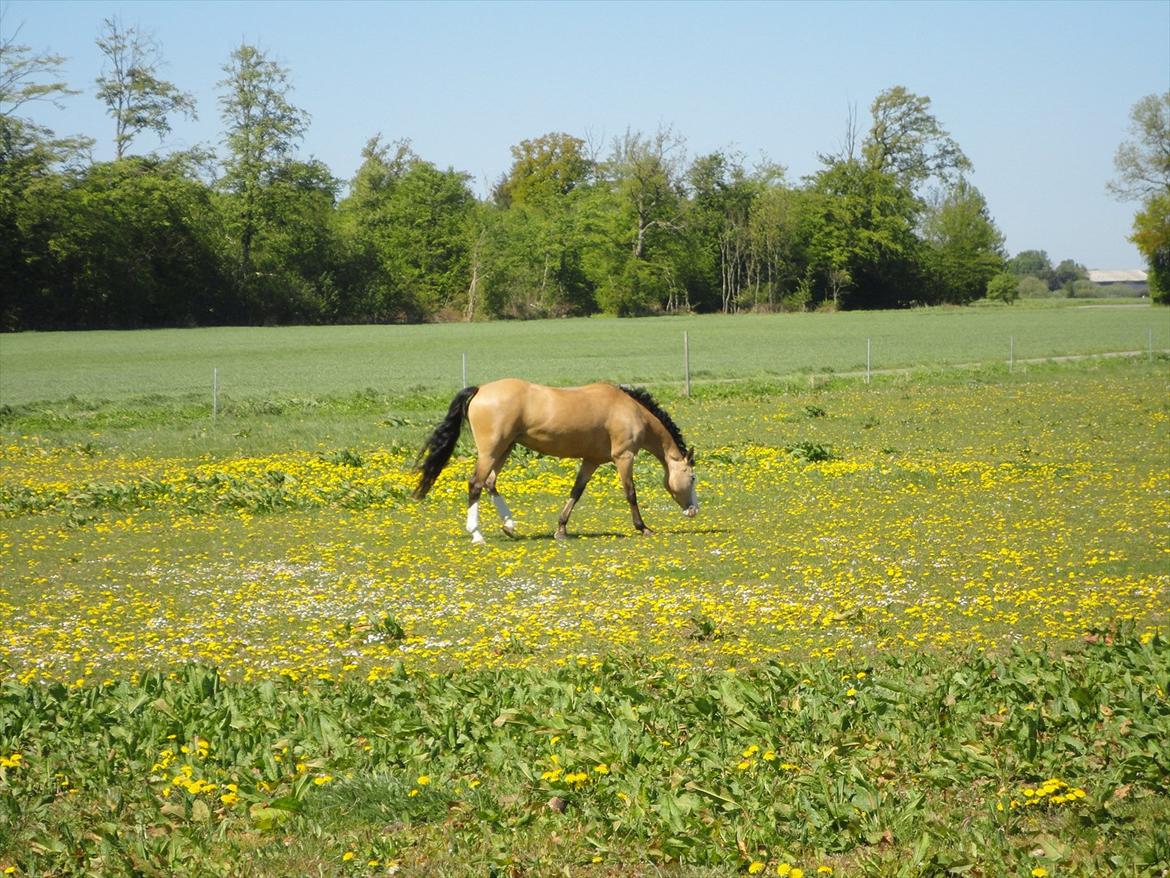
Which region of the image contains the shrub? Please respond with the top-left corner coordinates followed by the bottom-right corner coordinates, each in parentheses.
top-left (986, 273), bottom-right (1019, 303)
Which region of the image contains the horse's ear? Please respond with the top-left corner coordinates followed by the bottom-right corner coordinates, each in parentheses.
top-left (686, 448), bottom-right (695, 466)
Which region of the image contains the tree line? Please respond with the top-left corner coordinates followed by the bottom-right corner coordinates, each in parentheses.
top-left (3, 21), bottom-right (1158, 331)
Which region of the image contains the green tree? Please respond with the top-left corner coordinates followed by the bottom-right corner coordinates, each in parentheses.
top-left (1007, 249), bottom-right (1053, 284)
top-left (595, 127), bottom-right (686, 315)
top-left (217, 43), bottom-right (309, 287)
top-left (686, 151), bottom-right (764, 313)
top-left (1107, 92), bottom-right (1170, 201)
top-left (1109, 92), bottom-right (1170, 303)
top-left (95, 17), bottom-right (196, 159)
top-left (746, 181), bottom-right (811, 311)
top-left (1051, 258), bottom-right (1087, 294)
top-left (493, 132), bottom-right (593, 208)
top-left (249, 159), bottom-right (343, 323)
top-left (1130, 193), bottom-right (1170, 303)
top-left (922, 179), bottom-right (1005, 304)
top-left (0, 20), bottom-right (76, 119)
top-left (384, 160), bottom-right (475, 318)
top-left (0, 25), bottom-right (94, 328)
top-left (795, 87), bottom-right (976, 310)
top-left (863, 86), bottom-right (971, 190)
top-left (339, 138), bottom-right (474, 321)
top-left (1017, 275), bottom-right (1052, 299)
top-left (0, 24), bottom-right (92, 169)
top-left (484, 132), bottom-right (596, 317)
top-left (12, 156), bottom-right (225, 328)
top-left (335, 135), bottom-right (415, 320)
top-left (986, 272), bottom-right (1018, 304)
top-left (806, 157), bottom-right (921, 309)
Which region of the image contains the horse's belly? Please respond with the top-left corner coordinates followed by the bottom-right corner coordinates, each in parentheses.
top-left (518, 428), bottom-right (610, 462)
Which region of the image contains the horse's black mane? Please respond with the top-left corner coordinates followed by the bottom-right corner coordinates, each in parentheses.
top-left (619, 385), bottom-right (689, 457)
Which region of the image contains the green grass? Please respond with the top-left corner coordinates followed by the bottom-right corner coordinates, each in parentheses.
top-left (1, 636), bottom-right (1167, 877)
top-left (2, 300), bottom-right (1166, 406)
top-left (1, 310), bottom-right (1168, 875)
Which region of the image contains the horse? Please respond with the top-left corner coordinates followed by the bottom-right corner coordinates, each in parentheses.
top-left (413, 379), bottom-right (698, 543)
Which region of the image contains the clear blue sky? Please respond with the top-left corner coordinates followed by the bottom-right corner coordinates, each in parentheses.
top-left (5, 0), bottom-right (1168, 268)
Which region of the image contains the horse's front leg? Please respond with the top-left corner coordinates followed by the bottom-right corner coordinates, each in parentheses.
top-left (556, 460), bottom-right (599, 540)
top-left (614, 454), bottom-right (651, 536)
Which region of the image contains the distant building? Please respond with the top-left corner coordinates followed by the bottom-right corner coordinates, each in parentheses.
top-left (1087, 269), bottom-right (1149, 295)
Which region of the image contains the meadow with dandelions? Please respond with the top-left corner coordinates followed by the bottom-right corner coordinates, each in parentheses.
top-left (1, 309), bottom-right (1169, 876)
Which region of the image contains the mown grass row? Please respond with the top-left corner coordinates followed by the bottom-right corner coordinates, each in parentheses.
top-left (1, 631), bottom-right (1167, 876)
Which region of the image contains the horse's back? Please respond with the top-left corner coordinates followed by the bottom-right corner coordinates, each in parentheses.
top-left (469, 379), bottom-right (634, 461)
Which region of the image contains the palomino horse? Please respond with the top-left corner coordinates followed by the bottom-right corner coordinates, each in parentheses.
top-left (413, 379), bottom-right (698, 542)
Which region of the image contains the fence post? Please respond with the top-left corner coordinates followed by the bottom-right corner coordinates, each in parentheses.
top-left (1010, 336), bottom-right (1014, 373)
top-left (212, 368), bottom-right (218, 421)
top-left (866, 338), bottom-right (871, 385)
top-left (462, 352), bottom-right (468, 388)
top-left (684, 331), bottom-right (691, 397)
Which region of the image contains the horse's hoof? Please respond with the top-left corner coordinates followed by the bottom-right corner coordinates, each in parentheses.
top-left (470, 531), bottom-right (485, 545)
top-left (637, 527), bottom-right (653, 537)
top-left (554, 529), bottom-right (567, 541)
top-left (502, 523), bottom-right (516, 538)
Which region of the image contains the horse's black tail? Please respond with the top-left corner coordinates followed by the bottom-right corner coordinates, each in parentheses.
top-left (413, 386), bottom-right (479, 499)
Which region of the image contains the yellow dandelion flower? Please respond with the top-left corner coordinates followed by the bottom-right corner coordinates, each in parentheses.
top-left (749, 862), bottom-right (765, 874)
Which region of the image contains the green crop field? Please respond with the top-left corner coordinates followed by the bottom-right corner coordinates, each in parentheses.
top-left (2, 298), bottom-right (1166, 406)
top-left (1, 306), bottom-right (1168, 876)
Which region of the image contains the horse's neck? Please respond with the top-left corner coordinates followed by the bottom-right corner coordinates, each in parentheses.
top-left (639, 413), bottom-right (674, 464)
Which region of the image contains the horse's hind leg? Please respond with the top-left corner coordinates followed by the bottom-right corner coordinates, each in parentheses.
top-left (467, 446), bottom-right (513, 544)
top-left (486, 469), bottom-right (517, 538)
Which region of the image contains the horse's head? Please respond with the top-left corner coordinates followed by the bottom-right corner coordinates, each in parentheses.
top-left (665, 448), bottom-right (698, 518)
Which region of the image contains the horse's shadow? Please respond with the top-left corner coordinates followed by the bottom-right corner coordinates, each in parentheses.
top-left (508, 526), bottom-right (729, 542)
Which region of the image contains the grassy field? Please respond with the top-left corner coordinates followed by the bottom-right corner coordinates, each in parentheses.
top-left (1, 298), bottom-right (1166, 405)
top-left (1, 308), bottom-right (1168, 876)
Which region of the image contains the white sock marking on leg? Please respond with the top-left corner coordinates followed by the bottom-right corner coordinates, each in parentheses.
top-left (491, 493), bottom-right (515, 530)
